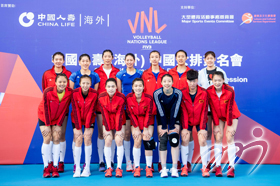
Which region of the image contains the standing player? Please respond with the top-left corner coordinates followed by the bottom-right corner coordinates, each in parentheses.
top-left (154, 74), bottom-right (182, 178)
top-left (126, 78), bottom-right (155, 178)
top-left (71, 75), bottom-right (98, 177)
top-left (98, 78), bottom-right (126, 178)
top-left (168, 50), bottom-right (190, 171)
top-left (207, 71), bottom-right (240, 177)
top-left (94, 50), bottom-right (119, 171)
top-left (38, 74), bottom-right (72, 178)
top-left (180, 69), bottom-right (209, 177)
top-left (69, 54), bottom-right (100, 172)
top-left (116, 53), bottom-right (143, 171)
top-left (41, 52), bottom-right (71, 173)
top-left (198, 51), bottom-right (228, 171)
top-left (142, 50), bottom-right (167, 172)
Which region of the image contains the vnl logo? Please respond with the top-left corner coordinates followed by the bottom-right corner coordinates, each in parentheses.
top-left (240, 13), bottom-right (253, 25)
top-left (19, 12), bottom-right (34, 27)
top-left (128, 7), bottom-right (167, 34)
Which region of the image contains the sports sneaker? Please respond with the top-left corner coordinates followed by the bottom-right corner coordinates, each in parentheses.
top-left (116, 167), bottom-right (123, 178)
top-left (48, 162), bottom-right (53, 173)
top-left (201, 165), bottom-right (210, 177)
top-left (126, 160), bottom-right (133, 172)
top-left (43, 167), bottom-right (51, 178)
top-left (177, 161), bottom-right (181, 172)
top-left (187, 162), bottom-right (192, 173)
top-left (181, 165), bottom-right (188, 177)
top-left (52, 166), bottom-right (60, 177)
top-left (99, 162), bottom-right (106, 172)
top-left (58, 162), bottom-right (64, 173)
top-left (81, 167), bottom-right (91, 177)
top-left (133, 166), bottom-right (142, 177)
top-left (160, 167), bottom-right (169, 178)
top-left (227, 166), bottom-right (235, 178)
top-left (73, 167), bottom-right (81, 178)
top-left (105, 167), bottom-right (113, 178)
top-left (145, 166), bottom-right (153, 178)
top-left (215, 166), bottom-right (223, 177)
top-left (158, 162), bottom-right (162, 173)
top-left (170, 168), bottom-right (179, 178)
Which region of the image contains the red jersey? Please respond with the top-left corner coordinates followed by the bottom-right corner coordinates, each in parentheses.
top-left (142, 66), bottom-right (167, 115)
top-left (181, 86), bottom-right (208, 130)
top-left (42, 66), bottom-right (72, 91)
top-left (98, 91), bottom-right (126, 131)
top-left (168, 66), bottom-right (190, 90)
top-left (38, 86), bottom-right (72, 126)
top-left (126, 93), bottom-right (153, 130)
top-left (94, 64), bottom-right (119, 112)
top-left (71, 87), bottom-right (98, 130)
top-left (207, 84), bottom-right (241, 126)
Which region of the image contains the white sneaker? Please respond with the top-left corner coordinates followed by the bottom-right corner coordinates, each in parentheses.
top-left (81, 168), bottom-right (91, 177)
top-left (160, 167), bottom-right (169, 178)
top-left (73, 168), bottom-right (81, 177)
top-left (170, 168), bottom-right (179, 178)
top-left (126, 160), bottom-right (133, 172)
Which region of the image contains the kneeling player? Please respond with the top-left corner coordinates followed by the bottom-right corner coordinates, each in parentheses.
top-left (98, 78), bottom-right (126, 178)
top-left (180, 70), bottom-right (209, 177)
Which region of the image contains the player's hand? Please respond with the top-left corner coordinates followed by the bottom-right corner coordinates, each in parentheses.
top-left (181, 129), bottom-right (189, 141)
top-left (116, 130), bottom-right (124, 139)
top-left (169, 127), bottom-right (179, 134)
top-left (199, 129), bottom-right (208, 140)
top-left (74, 129), bottom-right (83, 140)
top-left (132, 127), bottom-right (141, 140)
top-left (41, 127), bottom-right (51, 137)
top-left (159, 128), bottom-right (168, 137)
top-left (143, 127), bottom-right (151, 139)
top-left (103, 130), bottom-right (111, 140)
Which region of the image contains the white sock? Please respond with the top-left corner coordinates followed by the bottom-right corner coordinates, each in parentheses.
top-left (41, 143), bottom-right (50, 167)
top-left (53, 144), bottom-right (60, 167)
top-left (74, 146), bottom-right (82, 169)
top-left (49, 141), bottom-right (53, 162)
top-left (206, 140), bottom-right (212, 162)
top-left (111, 140), bottom-right (116, 163)
top-left (228, 144), bottom-right (236, 168)
top-left (104, 146), bottom-right (111, 168)
top-left (72, 141), bottom-right (76, 164)
top-left (214, 144), bottom-right (223, 166)
top-left (178, 141), bottom-right (181, 161)
top-left (188, 141), bottom-right (194, 163)
top-left (181, 145), bottom-right (189, 166)
top-left (85, 144), bottom-right (92, 169)
top-left (97, 138), bottom-right (105, 163)
top-left (146, 156), bottom-right (153, 167)
top-left (124, 140), bottom-right (131, 162)
top-left (133, 147), bottom-right (141, 168)
top-left (158, 142), bottom-right (161, 163)
top-left (200, 146), bottom-right (208, 166)
top-left (117, 146), bottom-right (124, 169)
top-left (60, 141), bottom-right (66, 162)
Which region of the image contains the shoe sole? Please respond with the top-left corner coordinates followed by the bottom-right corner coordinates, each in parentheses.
top-left (134, 175), bottom-right (140, 178)
top-left (216, 174), bottom-right (223, 177)
top-left (43, 175), bottom-right (51, 178)
top-left (52, 175), bottom-right (59, 178)
top-left (161, 176), bottom-right (168, 178)
top-left (146, 176), bottom-right (153, 178)
top-left (181, 174), bottom-right (188, 177)
top-left (116, 176), bottom-right (122, 178)
top-left (58, 170), bottom-right (64, 173)
top-left (105, 176), bottom-right (112, 178)
top-left (203, 175), bottom-right (210, 178)
top-left (172, 176), bottom-right (179, 178)
top-left (227, 175), bottom-right (234, 178)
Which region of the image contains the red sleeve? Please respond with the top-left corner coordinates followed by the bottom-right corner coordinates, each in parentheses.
top-left (226, 90), bottom-right (235, 126)
top-left (71, 93), bottom-right (82, 130)
top-left (200, 93), bottom-right (208, 130)
top-left (85, 93), bottom-right (98, 128)
top-left (116, 97), bottom-right (125, 131)
top-left (126, 99), bottom-right (139, 128)
top-left (42, 73), bottom-right (46, 91)
top-left (57, 93), bottom-right (72, 126)
top-left (43, 90), bottom-right (51, 126)
top-left (180, 100), bottom-right (189, 129)
top-left (144, 96), bottom-right (153, 128)
top-left (99, 99), bottom-right (110, 131)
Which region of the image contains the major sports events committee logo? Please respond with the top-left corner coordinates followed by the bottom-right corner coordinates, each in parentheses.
top-left (240, 13), bottom-right (253, 25)
top-left (19, 12), bottom-right (34, 27)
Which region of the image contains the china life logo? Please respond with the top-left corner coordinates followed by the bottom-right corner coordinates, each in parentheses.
top-left (128, 7), bottom-right (167, 33)
top-left (19, 12), bottom-right (34, 27)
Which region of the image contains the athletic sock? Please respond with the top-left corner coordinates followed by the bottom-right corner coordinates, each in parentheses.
top-left (188, 141), bottom-right (194, 163)
top-left (104, 146), bottom-right (111, 168)
top-left (158, 142), bottom-right (161, 163)
top-left (49, 141), bottom-right (53, 163)
top-left (146, 156), bottom-right (153, 167)
top-left (206, 140), bottom-right (212, 162)
top-left (85, 144), bottom-right (92, 169)
top-left (124, 140), bottom-right (131, 163)
top-left (117, 146), bottom-right (124, 169)
top-left (111, 140), bottom-right (116, 163)
top-left (200, 145), bottom-right (208, 167)
top-left (181, 145), bottom-right (189, 165)
top-left (53, 144), bottom-right (60, 167)
top-left (214, 143), bottom-right (222, 166)
top-left (133, 147), bottom-right (141, 168)
top-left (60, 141), bottom-right (66, 162)
top-left (41, 143), bottom-right (50, 167)
top-left (74, 146), bottom-right (82, 168)
top-left (228, 144), bottom-right (236, 168)
top-left (97, 138), bottom-right (105, 163)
